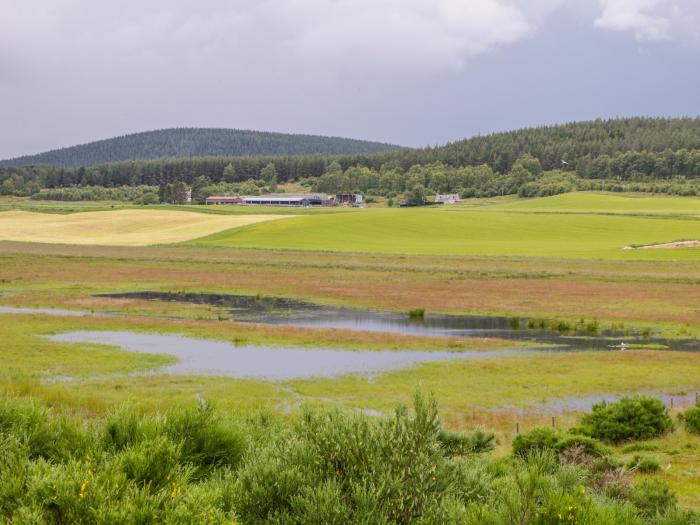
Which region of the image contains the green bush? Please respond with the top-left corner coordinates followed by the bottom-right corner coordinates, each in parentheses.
top-left (117, 436), bottom-right (182, 491)
top-left (626, 455), bottom-right (661, 473)
top-left (630, 479), bottom-right (677, 518)
top-left (512, 428), bottom-right (607, 459)
top-left (576, 397), bottom-right (674, 442)
top-left (555, 433), bottom-right (609, 458)
top-left (102, 405), bottom-right (155, 451)
top-left (0, 392), bottom-right (694, 524)
top-left (0, 397), bottom-right (91, 461)
top-left (680, 406), bottom-right (700, 435)
top-left (164, 404), bottom-right (246, 478)
top-left (234, 392), bottom-right (461, 524)
top-left (136, 191), bottom-right (159, 205)
top-left (511, 427), bottom-right (559, 457)
top-left (438, 428), bottom-right (495, 456)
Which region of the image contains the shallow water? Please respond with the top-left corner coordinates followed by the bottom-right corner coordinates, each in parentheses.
top-left (0, 306), bottom-right (90, 317)
top-left (97, 291), bottom-right (700, 351)
top-left (46, 330), bottom-right (534, 380)
top-left (498, 391), bottom-right (700, 415)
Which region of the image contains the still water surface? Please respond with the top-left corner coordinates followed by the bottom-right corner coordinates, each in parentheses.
top-left (46, 330), bottom-right (534, 380)
top-left (97, 291), bottom-right (699, 351)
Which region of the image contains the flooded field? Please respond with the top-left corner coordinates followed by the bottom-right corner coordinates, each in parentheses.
top-left (497, 391), bottom-right (700, 415)
top-left (0, 306), bottom-right (90, 317)
top-left (46, 330), bottom-right (533, 380)
top-left (98, 291), bottom-right (700, 351)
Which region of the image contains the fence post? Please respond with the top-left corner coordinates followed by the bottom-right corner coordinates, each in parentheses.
top-left (516, 422), bottom-right (520, 434)
top-left (552, 416), bottom-right (556, 429)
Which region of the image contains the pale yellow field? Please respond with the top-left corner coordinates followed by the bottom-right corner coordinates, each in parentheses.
top-left (0, 209), bottom-right (289, 246)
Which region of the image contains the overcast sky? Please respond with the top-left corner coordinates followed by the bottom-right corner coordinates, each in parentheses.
top-left (1, 0), bottom-right (699, 158)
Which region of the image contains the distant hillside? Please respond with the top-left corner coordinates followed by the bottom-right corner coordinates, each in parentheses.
top-left (2, 117), bottom-right (698, 200)
top-left (397, 116), bottom-right (700, 172)
top-left (0, 128), bottom-right (402, 168)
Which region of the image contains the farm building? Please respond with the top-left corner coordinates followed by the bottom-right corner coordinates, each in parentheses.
top-left (335, 193), bottom-right (364, 205)
top-left (205, 196), bottom-right (243, 205)
top-left (205, 193), bottom-right (352, 207)
top-left (435, 194), bottom-right (461, 204)
top-left (240, 193), bottom-right (332, 207)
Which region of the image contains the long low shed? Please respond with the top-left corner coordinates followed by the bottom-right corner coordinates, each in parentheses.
top-left (207, 194), bottom-right (333, 207)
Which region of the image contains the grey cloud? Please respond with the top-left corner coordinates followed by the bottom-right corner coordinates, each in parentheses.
top-left (594, 0), bottom-right (700, 41)
top-left (0, 0), bottom-right (698, 158)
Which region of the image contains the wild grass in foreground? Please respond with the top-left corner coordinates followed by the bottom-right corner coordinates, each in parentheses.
top-left (1, 392), bottom-right (698, 524)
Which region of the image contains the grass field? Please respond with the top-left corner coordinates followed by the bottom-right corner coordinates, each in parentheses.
top-left (0, 209), bottom-right (288, 246)
top-left (1, 192), bottom-right (700, 509)
top-left (192, 194), bottom-right (700, 260)
top-left (496, 192), bottom-right (700, 215)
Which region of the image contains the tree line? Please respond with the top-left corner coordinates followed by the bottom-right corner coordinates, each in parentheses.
top-left (2, 118), bottom-right (700, 200)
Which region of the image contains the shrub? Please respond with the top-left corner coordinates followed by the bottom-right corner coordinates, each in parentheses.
top-left (576, 396), bottom-right (674, 442)
top-left (0, 392), bottom-right (693, 523)
top-left (512, 428), bottom-right (607, 461)
top-left (163, 404), bottom-right (246, 478)
top-left (234, 391), bottom-right (460, 524)
top-left (408, 308), bottom-right (425, 320)
top-left (102, 405), bottom-right (154, 451)
top-left (555, 434), bottom-right (609, 458)
top-left (118, 436), bottom-right (182, 491)
top-left (0, 397), bottom-right (91, 461)
top-left (680, 406), bottom-right (700, 435)
top-left (136, 191), bottom-right (159, 205)
top-left (512, 427), bottom-right (559, 457)
top-left (438, 428), bottom-right (495, 456)
top-left (626, 455), bottom-right (661, 473)
top-left (630, 479), bottom-right (677, 518)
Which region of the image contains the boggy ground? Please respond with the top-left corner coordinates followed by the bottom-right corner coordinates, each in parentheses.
top-left (2, 310), bottom-right (700, 507)
top-left (1, 241), bottom-right (698, 335)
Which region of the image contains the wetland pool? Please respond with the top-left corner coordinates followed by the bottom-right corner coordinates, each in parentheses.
top-left (97, 291), bottom-right (699, 351)
top-left (46, 330), bottom-right (536, 380)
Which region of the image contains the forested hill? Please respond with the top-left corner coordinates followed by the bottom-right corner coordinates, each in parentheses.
top-left (3, 117), bottom-right (699, 200)
top-left (0, 128), bottom-right (402, 168)
top-left (395, 117), bottom-right (700, 172)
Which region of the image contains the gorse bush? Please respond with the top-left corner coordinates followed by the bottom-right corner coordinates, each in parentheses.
top-left (631, 480), bottom-right (678, 519)
top-left (163, 403), bottom-right (246, 478)
top-left (512, 427), bottom-right (559, 457)
top-left (438, 428), bottom-right (495, 457)
top-left (512, 427), bottom-right (608, 460)
top-left (0, 394), bottom-right (696, 524)
top-left (679, 406), bottom-right (700, 435)
top-left (234, 392), bottom-right (458, 524)
top-left (576, 397), bottom-right (674, 443)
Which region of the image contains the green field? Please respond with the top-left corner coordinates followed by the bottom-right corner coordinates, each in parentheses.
top-left (192, 194), bottom-right (700, 260)
top-left (496, 192), bottom-right (700, 215)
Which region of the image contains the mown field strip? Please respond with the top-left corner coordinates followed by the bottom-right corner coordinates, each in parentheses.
top-left (0, 209), bottom-right (290, 246)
